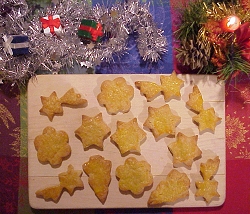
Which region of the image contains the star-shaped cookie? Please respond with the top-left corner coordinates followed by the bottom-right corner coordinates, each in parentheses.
top-left (58, 164), bottom-right (84, 195)
top-left (195, 179), bottom-right (220, 203)
top-left (110, 118), bottom-right (146, 155)
top-left (192, 107), bottom-right (222, 132)
top-left (143, 104), bottom-right (181, 139)
top-left (160, 71), bottom-right (184, 101)
top-left (168, 132), bottom-right (202, 167)
top-left (75, 113), bottom-right (111, 149)
top-left (39, 91), bottom-right (63, 121)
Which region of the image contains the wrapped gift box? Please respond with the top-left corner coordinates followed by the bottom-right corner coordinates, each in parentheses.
top-left (40, 15), bottom-right (63, 37)
top-left (3, 35), bottom-right (29, 56)
top-left (78, 19), bottom-right (103, 42)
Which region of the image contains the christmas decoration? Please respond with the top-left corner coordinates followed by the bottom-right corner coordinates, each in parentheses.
top-left (3, 35), bottom-right (29, 56)
top-left (174, 0), bottom-right (250, 81)
top-left (40, 15), bottom-right (63, 37)
top-left (78, 19), bottom-right (103, 42)
top-left (0, 0), bottom-right (167, 85)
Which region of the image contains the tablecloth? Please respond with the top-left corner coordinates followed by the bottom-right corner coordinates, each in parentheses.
top-left (0, 0), bottom-right (250, 213)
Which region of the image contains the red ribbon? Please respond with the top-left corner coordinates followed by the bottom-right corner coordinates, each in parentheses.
top-left (235, 22), bottom-right (250, 61)
top-left (40, 15), bottom-right (61, 35)
top-left (79, 22), bottom-right (103, 41)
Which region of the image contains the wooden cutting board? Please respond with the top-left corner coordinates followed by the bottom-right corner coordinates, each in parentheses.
top-left (28, 74), bottom-right (225, 209)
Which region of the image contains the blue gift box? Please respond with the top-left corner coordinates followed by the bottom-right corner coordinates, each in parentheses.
top-left (3, 35), bottom-right (29, 56)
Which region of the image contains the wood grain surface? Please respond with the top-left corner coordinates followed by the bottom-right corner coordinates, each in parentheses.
top-left (28, 74), bottom-right (225, 209)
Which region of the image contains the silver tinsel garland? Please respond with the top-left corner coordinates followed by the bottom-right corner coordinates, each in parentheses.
top-left (0, 0), bottom-right (167, 84)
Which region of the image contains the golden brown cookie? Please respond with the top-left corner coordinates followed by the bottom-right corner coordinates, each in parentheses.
top-left (116, 157), bottom-right (153, 195)
top-left (39, 91), bottom-right (63, 121)
top-left (60, 88), bottom-right (87, 106)
top-left (192, 107), bottom-right (222, 132)
top-left (148, 169), bottom-right (190, 205)
top-left (143, 104), bottom-right (181, 139)
top-left (58, 164), bottom-right (84, 195)
top-left (83, 155), bottom-right (112, 203)
top-left (160, 71), bottom-right (184, 101)
top-left (168, 132), bottom-right (202, 167)
top-left (195, 156), bottom-right (220, 203)
top-left (110, 118), bottom-right (146, 155)
top-left (75, 113), bottom-right (111, 149)
top-left (97, 77), bottom-right (134, 114)
top-left (35, 185), bottom-right (63, 202)
top-left (135, 81), bottom-right (162, 101)
top-left (186, 85), bottom-right (204, 113)
top-left (200, 156), bottom-right (220, 180)
top-left (34, 126), bottom-right (71, 166)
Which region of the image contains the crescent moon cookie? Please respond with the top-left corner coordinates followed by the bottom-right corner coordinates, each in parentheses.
top-left (143, 104), bottom-right (181, 139)
top-left (97, 77), bottom-right (134, 114)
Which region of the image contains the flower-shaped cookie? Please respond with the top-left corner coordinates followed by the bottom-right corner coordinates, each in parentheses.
top-left (75, 113), bottom-right (111, 149)
top-left (160, 71), bottom-right (184, 101)
top-left (97, 77), bottom-right (134, 114)
top-left (39, 91), bottom-right (63, 121)
top-left (144, 104), bottom-right (181, 139)
top-left (168, 132), bottom-right (202, 167)
top-left (83, 155), bottom-right (112, 203)
top-left (34, 126), bottom-right (71, 166)
top-left (116, 157), bottom-right (153, 195)
top-left (110, 118), bottom-right (146, 155)
top-left (148, 169), bottom-right (190, 205)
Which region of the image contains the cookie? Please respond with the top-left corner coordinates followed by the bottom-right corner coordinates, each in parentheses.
top-left (35, 185), bottom-right (63, 202)
top-left (75, 113), bottom-right (111, 149)
top-left (168, 132), bottom-right (202, 167)
top-left (186, 85), bottom-right (204, 113)
top-left (195, 156), bottom-right (220, 203)
top-left (148, 169), bottom-right (190, 205)
top-left (36, 164), bottom-right (84, 202)
top-left (39, 91), bottom-right (63, 121)
top-left (116, 157), bottom-right (153, 195)
top-left (160, 71), bottom-right (184, 101)
top-left (143, 104), bottom-right (181, 139)
top-left (58, 164), bottom-right (84, 195)
top-left (135, 81), bottom-right (162, 101)
top-left (34, 126), bottom-right (71, 166)
top-left (192, 107), bottom-right (222, 132)
top-left (97, 77), bottom-right (134, 114)
top-left (110, 118), bottom-right (146, 155)
top-left (60, 88), bottom-right (87, 106)
top-left (83, 155), bottom-right (112, 203)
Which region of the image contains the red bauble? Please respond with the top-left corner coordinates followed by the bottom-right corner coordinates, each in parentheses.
top-left (220, 15), bottom-right (241, 32)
